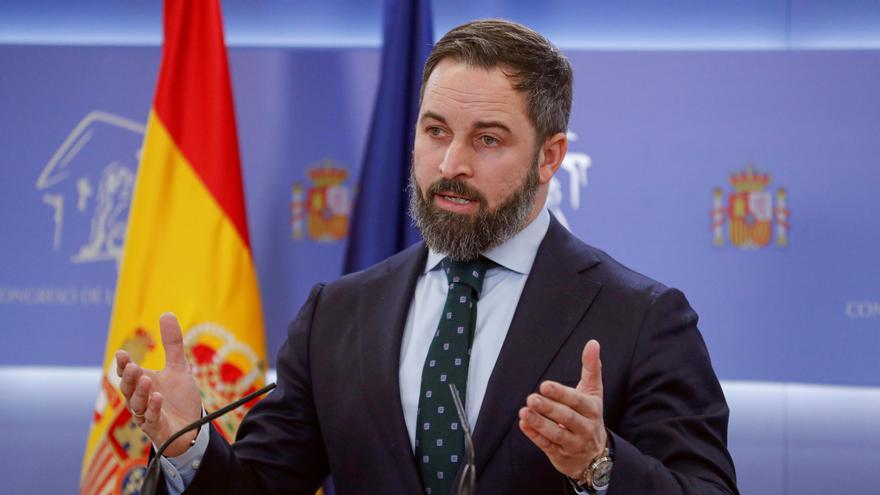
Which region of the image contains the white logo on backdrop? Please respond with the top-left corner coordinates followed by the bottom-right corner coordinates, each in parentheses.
top-left (545, 131), bottom-right (592, 229)
top-left (846, 301), bottom-right (880, 319)
top-left (36, 111), bottom-right (145, 271)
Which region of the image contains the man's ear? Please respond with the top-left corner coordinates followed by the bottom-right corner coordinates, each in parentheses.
top-left (536, 132), bottom-right (568, 184)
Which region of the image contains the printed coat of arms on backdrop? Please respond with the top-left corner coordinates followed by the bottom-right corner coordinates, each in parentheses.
top-left (711, 165), bottom-right (789, 249)
top-left (290, 159), bottom-right (352, 243)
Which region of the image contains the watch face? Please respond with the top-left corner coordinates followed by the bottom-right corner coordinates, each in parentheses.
top-left (592, 459), bottom-right (613, 488)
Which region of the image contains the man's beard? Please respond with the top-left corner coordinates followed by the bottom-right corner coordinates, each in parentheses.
top-left (408, 156), bottom-right (540, 262)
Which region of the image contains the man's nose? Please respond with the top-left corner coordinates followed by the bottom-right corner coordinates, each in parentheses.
top-left (438, 139), bottom-right (474, 180)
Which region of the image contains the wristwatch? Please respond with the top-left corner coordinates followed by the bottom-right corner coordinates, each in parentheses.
top-left (575, 445), bottom-right (613, 493)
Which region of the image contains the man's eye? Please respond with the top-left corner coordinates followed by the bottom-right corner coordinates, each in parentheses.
top-left (427, 127), bottom-right (445, 137)
top-left (480, 135), bottom-right (499, 146)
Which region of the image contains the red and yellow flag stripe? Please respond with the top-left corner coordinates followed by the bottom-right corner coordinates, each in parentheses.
top-left (81, 1), bottom-right (266, 492)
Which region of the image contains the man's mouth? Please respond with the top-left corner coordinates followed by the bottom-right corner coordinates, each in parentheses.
top-left (438, 193), bottom-right (473, 205)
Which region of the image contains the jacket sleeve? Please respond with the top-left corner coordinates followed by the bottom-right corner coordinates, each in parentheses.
top-left (182, 283), bottom-right (330, 494)
top-left (608, 287), bottom-right (738, 494)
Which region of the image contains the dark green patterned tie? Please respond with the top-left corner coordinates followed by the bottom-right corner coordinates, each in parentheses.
top-left (416, 257), bottom-right (491, 495)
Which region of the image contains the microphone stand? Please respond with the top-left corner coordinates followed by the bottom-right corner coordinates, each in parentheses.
top-left (449, 383), bottom-right (476, 495)
top-left (140, 382), bottom-right (277, 495)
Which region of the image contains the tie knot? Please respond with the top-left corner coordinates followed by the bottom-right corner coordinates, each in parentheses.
top-left (441, 257), bottom-right (492, 297)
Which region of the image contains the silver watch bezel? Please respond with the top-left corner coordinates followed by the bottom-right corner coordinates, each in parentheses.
top-left (589, 455), bottom-right (613, 489)
top-left (577, 447), bottom-right (613, 491)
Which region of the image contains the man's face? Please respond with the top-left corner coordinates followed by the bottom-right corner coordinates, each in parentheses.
top-left (410, 59), bottom-right (545, 261)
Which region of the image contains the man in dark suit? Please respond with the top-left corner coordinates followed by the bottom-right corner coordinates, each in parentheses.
top-left (116, 19), bottom-right (737, 494)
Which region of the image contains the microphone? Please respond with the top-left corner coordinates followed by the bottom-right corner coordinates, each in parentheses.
top-left (139, 382), bottom-right (277, 495)
top-left (449, 383), bottom-right (476, 495)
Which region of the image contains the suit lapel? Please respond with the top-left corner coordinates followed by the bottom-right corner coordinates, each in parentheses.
top-left (472, 217), bottom-right (602, 474)
top-left (356, 244), bottom-right (427, 491)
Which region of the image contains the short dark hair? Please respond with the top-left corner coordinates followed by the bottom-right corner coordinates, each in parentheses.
top-left (421, 19), bottom-right (573, 143)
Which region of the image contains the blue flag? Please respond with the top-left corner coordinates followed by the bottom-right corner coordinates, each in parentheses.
top-left (344, 0), bottom-right (433, 273)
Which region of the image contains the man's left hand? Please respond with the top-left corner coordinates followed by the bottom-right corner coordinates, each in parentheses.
top-left (518, 339), bottom-right (607, 479)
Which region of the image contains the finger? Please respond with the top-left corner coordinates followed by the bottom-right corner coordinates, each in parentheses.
top-left (519, 419), bottom-right (581, 479)
top-left (159, 313), bottom-right (188, 369)
top-left (519, 400), bottom-right (578, 451)
top-left (116, 350), bottom-right (131, 378)
top-left (129, 375), bottom-right (153, 419)
top-left (527, 390), bottom-right (596, 435)
top-left (577, 340), bottom-right (603, 397)
top-left (143, 391), bottom-right (163, 432)
top-left (518, 414), bottom-right (559, 453)
top-left (119, 362), bottom-right (143, 400)
top-left (539, 381), bottom-right (602, 420)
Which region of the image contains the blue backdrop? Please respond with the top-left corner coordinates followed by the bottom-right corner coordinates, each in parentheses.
top-left (1, 46), bottom-right (877, 385)
top-left (1, 19), bottom-right (880, 490)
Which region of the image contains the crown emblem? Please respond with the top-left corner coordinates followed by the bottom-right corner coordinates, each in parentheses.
top-left (729, 166), bottom-right (771, 193)
top-left (184, 322), bottom-right (265, 442)
top-left (307, 163), bottom-right (348, 186)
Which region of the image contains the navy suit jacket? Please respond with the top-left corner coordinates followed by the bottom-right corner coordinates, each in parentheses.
top-left (180, 216), bottom-right (738, 494)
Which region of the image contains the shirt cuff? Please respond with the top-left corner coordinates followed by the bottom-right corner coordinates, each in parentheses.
top-left (157, 420), bottom-right (210, 493)
top-left (567, 477), bottom-right (609, 494)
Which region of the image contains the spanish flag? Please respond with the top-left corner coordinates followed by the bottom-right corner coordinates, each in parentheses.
top-left (80, 0), bottom-right (267, 493)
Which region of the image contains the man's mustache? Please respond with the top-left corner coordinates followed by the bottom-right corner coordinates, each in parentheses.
top-left (426, 178), bottom-right (488, 207)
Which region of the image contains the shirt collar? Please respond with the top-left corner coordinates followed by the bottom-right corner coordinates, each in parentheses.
top-left (424, 207), bottom-right (550, 275)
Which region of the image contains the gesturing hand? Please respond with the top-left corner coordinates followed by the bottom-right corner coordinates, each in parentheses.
top-left (518, 339), bottom-right (607, 479)
top-left (115, 313), bottom-right (203, 457)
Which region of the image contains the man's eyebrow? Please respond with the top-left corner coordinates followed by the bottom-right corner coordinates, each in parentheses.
top-left (421, 112), bottom-right (512, 134)
top-left (473, 120), bottom-right (511, 134)
top-left (420, 111), bottom-right (447, 124)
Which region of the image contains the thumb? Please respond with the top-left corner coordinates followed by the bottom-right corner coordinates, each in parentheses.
top-left (159, 313), bottom-right (188, 369)
top-left (577, 339), bottom-right (603, 397)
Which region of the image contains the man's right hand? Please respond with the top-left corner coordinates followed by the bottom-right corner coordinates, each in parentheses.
top-left (116, 313), bottom-right (203, 457)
